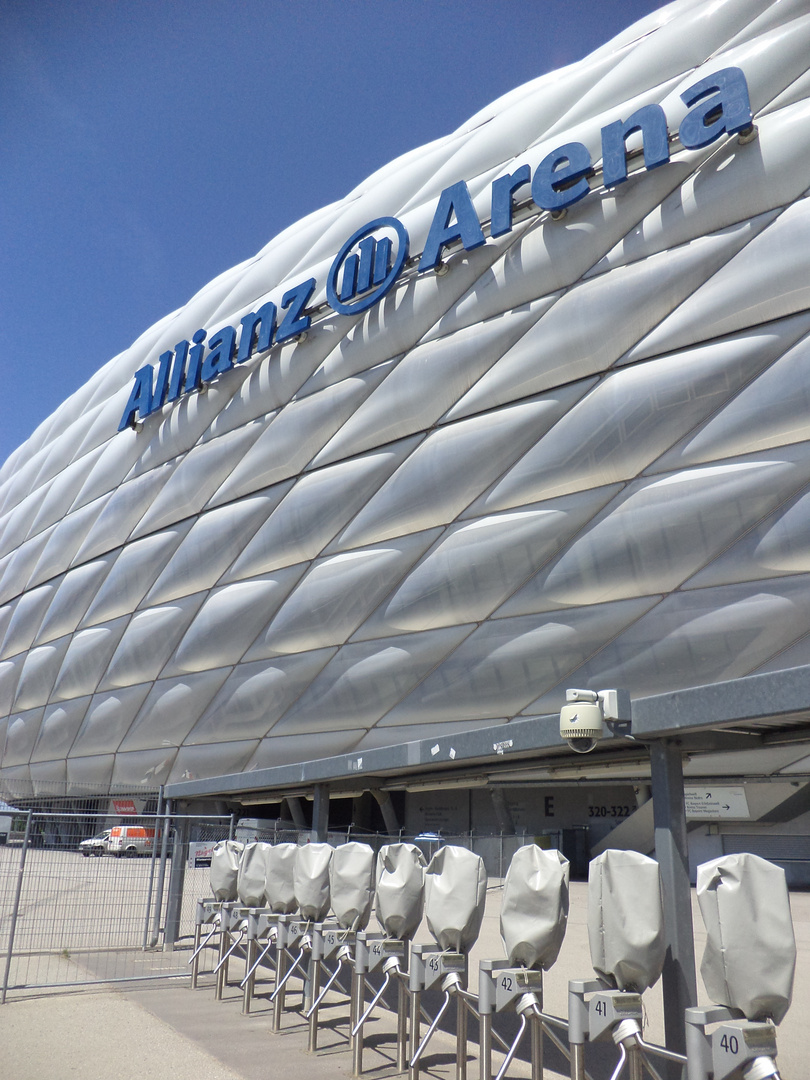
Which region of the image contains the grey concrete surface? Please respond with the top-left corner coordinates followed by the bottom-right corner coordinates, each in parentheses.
top-left (1, 881), bottom-right (808, 1079)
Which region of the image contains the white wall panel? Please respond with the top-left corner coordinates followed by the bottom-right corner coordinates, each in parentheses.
top-left (3, 0), bottom-right (810, 794)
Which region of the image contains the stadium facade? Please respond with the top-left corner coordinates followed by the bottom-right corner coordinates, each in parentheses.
top-left (4, 0), bottom-right (810, 862)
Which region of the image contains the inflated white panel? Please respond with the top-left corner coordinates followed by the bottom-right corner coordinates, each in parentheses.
top-left (380, 597), bottom-right (657, 725)
top-left (629, 198), bottom-right (810, 360)
top-left (186, 649), bottom-right (336, 745)
top-left (111, 748), bottom-right (175, 788)
top-left (12, 637), bottom-right (70, 712)
top-left (246, 533), bottom-right (438, 657)
top-left (475, 335), bottom-right (782, 513)
top-left (68, 684), bottom-right (152, 757)
top-left (207, 367), bottom-right (393, 508)
top-left (72, 466), bottom-right (174, 565)
top-left (1, 585), bottom-right (57, 661)
top-left (0, 657), bottom-right (23, 718)
top-left (685, 489), bottom-right (810, 589)
top-left (29, 498), bottom-right (112, 589)
top-left (313, 302), bottom-right (552, 467)
top-left (364, 492), bottom-right (617, 636)
top-left (164, 570), bottom-right (305, 675)
top-left (30, 697), bottom-right (91, 762)
top-left (596, 98), bottom-right (810, 271)
top-left (246, 729), bottom-right (365, 771)
top-left (449, 215), bottom-right (771, 420)
top-left (80, 527), bottom-right (192, 628)
top-left (34, 560), bottom-right (113, 645)
top-left (66, 753), bottom-right (114, 793)
top-left (273, 627), bottom-right (473, 734)
top-left (50, 617), bottom-right (129, 702)
top-left (653, 315), bottom-right (810, 468)
top-left (528, 576), bottom-right (810, 708)
top-left (225, 444), bottom-right (415, 581)
top-left (118, 669), bottom-right (230, 752)
top-left (167, 740), bottom-right (257, 784)
top-left (335, 390), bottom-right (589, 552)
top-left (3, 708), bottom-right (45, 767)
top-left (131, 418), bottom-right (272, 536)
top-left (144, 496), bottom-right (283, 606)
top-left (29, 758), bottom-right (68, 793)
top-left (501, 450), bottom-right (810, 613)
top-left (97, 595), bottom-right (205, 691)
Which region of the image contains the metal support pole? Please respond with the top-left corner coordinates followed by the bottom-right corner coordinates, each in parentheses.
top-left (190, 923), bottom-right (202, 990)
top-left (216, 925), bottom-right (230, 1000)
top-left (649, 739), bottom-right (698, 1060)
top-left (242, 937), bottom-right (256, 1015)
top-left (312, 783), bottom-right (329, 843)
top-left (479, 1013), bottom-right (493, 1080)
top-left (163, 811), bottom-right (191, 950)
top-left (397, 978), bottom-right (409, 1074)
top-left (530, 1014), bottom-right (543, 1080)
top-left (627, 1041), bottom-right (644, 1080)
top-left (272, 947), bottom-right (288, 1032)
top-left (308, 955), bottom-right (322, 1051)
top-left (1, 809), bottom-right (32, 1005)
top-left (352, 961), bottom-right (365, 1076)
top-left (142, 785), bottom-right (164, 949)
top-left (457, 995), bottom-right (468, 1080)
top-left (149, 803), bottom-right (172, 947)
top-left (409, 988), bottom-right (422, 1080)
top-left (570, 1043), bottom-right (585, 1080)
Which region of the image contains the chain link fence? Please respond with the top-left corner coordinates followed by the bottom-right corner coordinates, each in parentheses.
top-left (0, 810), bottom-right (555, 1001)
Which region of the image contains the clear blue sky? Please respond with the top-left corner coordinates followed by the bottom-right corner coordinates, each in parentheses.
top-left (1, 0), bottom-right (664, 468)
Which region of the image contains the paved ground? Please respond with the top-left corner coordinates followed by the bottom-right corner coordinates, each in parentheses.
top-left (1, 881), bottom-right (808, 1079)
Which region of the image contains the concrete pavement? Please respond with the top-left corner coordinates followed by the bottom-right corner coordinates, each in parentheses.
top-left (1, 880), bottom-right (808, 1079)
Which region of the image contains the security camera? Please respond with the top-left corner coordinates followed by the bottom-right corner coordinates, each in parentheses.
top-left (559, 688), bottom-right (631, 753)
top-left (560, 689), bottom-right (603, 753)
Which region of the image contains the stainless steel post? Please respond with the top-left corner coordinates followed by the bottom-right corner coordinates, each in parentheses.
top-left (570, 1043), bottom-right (585, 1080)
top-left (308, 955), bottom-right (322, 1052)
top-left (215, 925), bottom-right (230, 1000)
top-left (397, 978), bottom-right (409, 1074)
top-left (627, 1041), bottom-right (643, 1080)
top-left (190, 923), bottom-right (202, 990)
top-left (456, 996), bottom-right (468, 1080)
top-left (409, 988), bottom-right (422, 1080)
top-left (479, 1013), bottom-right (492, 1080)
top-left (530, 1015), bottom-right (543, 1080)
top-left (272, 946), bottom-right (288, 1032)
top-left (242, 937), bottom-right (256, 1015)
top-left (352, 961), bottom-right (365, 1076)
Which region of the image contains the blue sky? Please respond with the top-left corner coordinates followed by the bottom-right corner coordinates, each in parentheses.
top-left (1, 0), bottom-right (664, 468)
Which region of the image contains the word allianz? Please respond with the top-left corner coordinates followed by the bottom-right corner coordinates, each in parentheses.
top-left (119, 67), bottom-right (753, 432)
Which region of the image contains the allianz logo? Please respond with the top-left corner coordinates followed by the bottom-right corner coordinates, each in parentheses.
top-left (120, 68), bottom-right (753, 432)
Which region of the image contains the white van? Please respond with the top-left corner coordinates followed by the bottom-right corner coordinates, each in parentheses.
top-left (107, 825), bottom-right (158, 857)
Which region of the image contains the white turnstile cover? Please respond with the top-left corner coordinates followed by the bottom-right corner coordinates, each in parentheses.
top-left (209, 840), bottom-right (244, 901)
top-left (500, 845), bottom-right (569, 970)
top-left (376, 843), bottom-right (426, 941)
top-left (237, 841), bottom-right (272, 907)
top-left (264, 842), bottom-right (298, 914)
top-left (294, 843), bottom-right (333, 921)
top-left (330, 842), bottom-right (376, 931)
top-left (697, 853), bottom-right (796, 1024)
top-left (588, 849), bottom-right (665, 992)
top-left (424, 845), bottom-right (487, 953)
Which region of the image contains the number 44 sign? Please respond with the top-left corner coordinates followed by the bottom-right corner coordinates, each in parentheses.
top-left (684, 786), bottom-right (750, 820)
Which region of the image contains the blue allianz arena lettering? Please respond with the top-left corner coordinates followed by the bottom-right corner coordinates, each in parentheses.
top-left (118, 67), bottom-right (752, 432)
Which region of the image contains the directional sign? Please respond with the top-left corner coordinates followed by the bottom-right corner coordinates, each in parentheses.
top-left (684, 786), bottom-right (750, 820)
